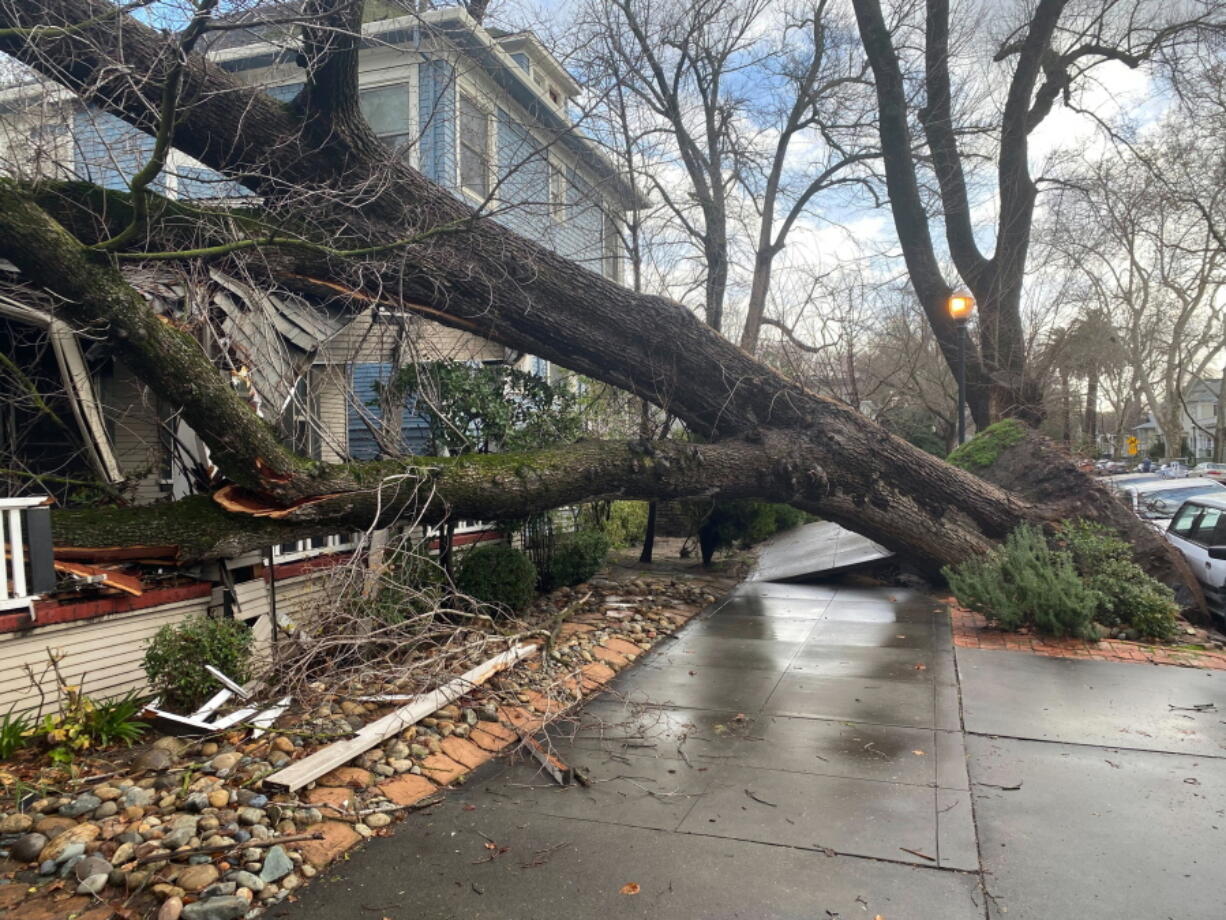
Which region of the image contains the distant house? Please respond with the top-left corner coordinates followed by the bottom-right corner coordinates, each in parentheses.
top-left (1132, 378), bottom-right (1221, 459)
top-left (0, 5), bottom-right (636, 715)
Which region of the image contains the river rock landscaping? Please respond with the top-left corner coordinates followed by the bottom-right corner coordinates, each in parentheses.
top-left (0, 556), bottom-right (739, 920)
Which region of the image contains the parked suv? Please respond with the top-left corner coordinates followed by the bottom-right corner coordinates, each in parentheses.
top-left (1165, 494), bottom-right (1226, 625)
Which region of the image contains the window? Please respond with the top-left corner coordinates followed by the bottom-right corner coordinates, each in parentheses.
top-left (1170, 503), bottom-right (1204, 538)
top-left (1190, 506), bottom-right (1224, 546)
top-left (459, 95), bottom-right (490, 197)
top-left (360, 84), bottom-right (412, 157)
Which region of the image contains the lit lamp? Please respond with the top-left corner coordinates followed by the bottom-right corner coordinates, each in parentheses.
top-left (947, 291), bottom-right (975, 444)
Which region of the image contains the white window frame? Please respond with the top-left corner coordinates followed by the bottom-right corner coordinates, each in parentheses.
top-left (548, 159), bottom-right (568, 221)
top-left (271, 532), bottom-right (359, 564)
top-left (457, 92), bottom-right (494, 202)
top-left (357, 67), bottom-right (420, 169)
top-left (0, 497), bottom-right (49, 613)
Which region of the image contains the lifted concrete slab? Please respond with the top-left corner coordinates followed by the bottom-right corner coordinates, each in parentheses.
top-left (958, 647), bottom-right (1226, 756)
top-left (969, 734), bottom-right (1226, 918)
top-left (749, 521), bottom-right (892, 582)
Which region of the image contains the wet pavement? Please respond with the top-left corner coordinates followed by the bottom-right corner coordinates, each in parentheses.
top-left (281, 523), bottom-right (1226, 919)
top-left (960, 649), bottom-right (1226, 919)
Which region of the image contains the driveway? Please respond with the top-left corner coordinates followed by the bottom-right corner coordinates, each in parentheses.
top-left (278, 523), bottom-right (1226, 919)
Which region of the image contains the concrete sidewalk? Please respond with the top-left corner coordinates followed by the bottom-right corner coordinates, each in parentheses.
top-left (279, 523), bottom-right (1226, 920)
top-left (958, 649), bottom-right (1225, 918)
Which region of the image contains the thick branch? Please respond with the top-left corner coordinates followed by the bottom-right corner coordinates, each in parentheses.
top-left (850, 0), bottom-right (991, 424)
top-left (919, 0), bottom-right (988, 286)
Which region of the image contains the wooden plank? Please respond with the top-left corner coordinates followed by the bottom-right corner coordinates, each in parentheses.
top-left (52, 560), bottom-right (143, 596)
top-left (263, 643), bottom-right (538, 794)
top-left (516, 730), bottom-right (572, 786)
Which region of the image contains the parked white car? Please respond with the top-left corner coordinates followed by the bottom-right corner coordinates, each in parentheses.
top-left (1102, 472), bottom-right (1163, 491)
top-left (1189, 462), bottom-right (1226, 482)
top-left (1121, 477), bottom-right (1226, 529)
top-left (1164, 494), bottom-right (1226, 625)
top-left (1157, 461), bottom-right (1190, 479)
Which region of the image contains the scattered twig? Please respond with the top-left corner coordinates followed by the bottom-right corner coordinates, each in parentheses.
top-left (899, 846), bottom-right (936, 862)
top-left (520, 840), bottom-right (569, 869)
top-left (744, 788), bottom-right (778, 807)
top-left (546, 592), bottom-right (592, 654)
top-left (975, 780), bottom-right (1023, 791)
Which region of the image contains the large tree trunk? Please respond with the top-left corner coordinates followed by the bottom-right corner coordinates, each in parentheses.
top-left (1085, 369), bottom-right (1099, 447)
top-left (0, 0), bottom-right (1202, 613)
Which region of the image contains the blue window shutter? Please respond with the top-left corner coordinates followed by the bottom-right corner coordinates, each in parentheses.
top-left (418, 59), bottom-right (456, 187)
top-left (347, 363), bottom-right (388, 460)
top-left (347, 363), bottom-right (431, 459)
top-left (400, 394), bottom-right (432, 455)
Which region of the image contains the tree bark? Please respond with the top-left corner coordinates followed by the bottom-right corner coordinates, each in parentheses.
top-left (1084, 369), bottom-right (1099, 447)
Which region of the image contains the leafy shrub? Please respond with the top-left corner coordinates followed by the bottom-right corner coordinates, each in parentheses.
top-left (1059, 520), bottom-right (1178, 640)
top-left (944, 523), bottom-right (1097, 638)
top-left (0, 709), bottom-right (31, 759)
top-left (455, 542), bottom-right (538, 614)
top-left (144, 616), bottom-right (253, 711)
top-left (603, 501), bottom-right (649, 548)
top-left (539, 530), bottom-right (609, 590)
top-left (35, 686), bottom-right (146, 764)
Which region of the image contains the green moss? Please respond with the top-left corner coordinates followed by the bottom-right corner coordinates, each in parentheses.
top-left (946, 419), bottom-right (1028, 471)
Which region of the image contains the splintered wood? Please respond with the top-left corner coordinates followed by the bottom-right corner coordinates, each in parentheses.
top-left (261, 644), bottom-right (539, 794)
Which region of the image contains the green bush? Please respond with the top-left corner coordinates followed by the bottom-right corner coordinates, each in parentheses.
top-left (144, 616), bottom-right (253, 711)
top-left (1059, 520), bottom-right (1179, 640)
top-left (944, 523), bottom-right (1097, 638)
top-left (604, 501), bottom-right (649, 548)
top-left (455, 542), bottom-right (538, 614)
top-left (539, 529), bottom-right (609, 591)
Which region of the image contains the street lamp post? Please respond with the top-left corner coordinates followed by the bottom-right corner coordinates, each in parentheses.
top-left (947, 291), bottom-right (975, 445)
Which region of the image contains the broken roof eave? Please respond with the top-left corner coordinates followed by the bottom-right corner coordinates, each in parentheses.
top-left (0, 291), bottom-right (125, 485)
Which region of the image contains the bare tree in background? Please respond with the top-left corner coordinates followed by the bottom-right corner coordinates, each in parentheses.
top-left (850, 0), bottom-right (1223, 427)
top-left (1053, 153), bottom-right (1225, 459)
top-left (574, 0), bottom-right (877, 349)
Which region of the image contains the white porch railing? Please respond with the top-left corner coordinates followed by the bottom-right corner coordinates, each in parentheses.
top-left (1, 496), bottom-right (53, 613)
top-left (271, 532), bottom-right (360, 564)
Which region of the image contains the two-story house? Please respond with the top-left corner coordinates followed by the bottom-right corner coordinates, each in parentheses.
top-left (1132, 378), bottom-right (1221, 459)
top-left (0, 5), bottom-right (637, 715)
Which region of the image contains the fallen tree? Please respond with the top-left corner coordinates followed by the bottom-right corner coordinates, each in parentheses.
top-left (0, 0), bottom-right (1203, 609)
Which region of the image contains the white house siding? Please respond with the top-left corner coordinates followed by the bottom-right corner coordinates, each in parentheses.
top-left (0, 593), bottom-right (209, 718)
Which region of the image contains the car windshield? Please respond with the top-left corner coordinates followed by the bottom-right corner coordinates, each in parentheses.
top-left (1137, 485), bottom-right (1226, 519)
